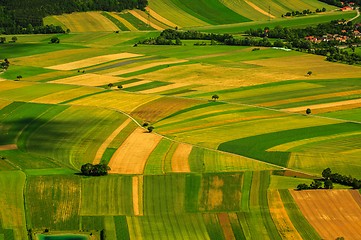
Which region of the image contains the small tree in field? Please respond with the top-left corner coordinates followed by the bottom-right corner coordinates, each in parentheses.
top-left (11, 36), bottom-right (17, 42)
top-left (108, 83), bottom-right (114, 88)
top-left (50, 36), bottom-right (60, 44)
top-left (16, 75), bottom-right (22, 81)
top-left (307, 71), bottom-right (312, 76)
top-left (147, 126), bottom-right (154, 133)
top-left (212, 94), bottom-right (219, 101)
top-left (306, 108), bottom-right (311, 115)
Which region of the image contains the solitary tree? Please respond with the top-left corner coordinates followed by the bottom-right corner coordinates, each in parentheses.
top-left (147, 126), bottom-right (154, 133)
top-left (212, 94), bottom-right (219, 101)
top-left (50, 37), bottom-right (60, 44)
top-left (307, 71), bottom-right (313, 76)
top-left (11, 36), bottom-right (17, 42)
top-left (16, 75), bottom-right (22, 81)
top-left (108, 83), bottom-right (114, 88)
top-left (322, 167), bottom-right (332, 179)
top-left (306, 108), bottom-right (311, 115)
top-left (117, 85), bottom-right (123, 89)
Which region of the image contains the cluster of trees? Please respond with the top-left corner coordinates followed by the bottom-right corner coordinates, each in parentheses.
top-left (1, 58), bottom-right (10, 71)
top-left (80, 163), bottom-right (110, 176)
top-left (0, 0), bottom-right (148, 34)
top-left (282, 8), bottom-right (325, 18)
top-left (139, 35), bottom-right (182, 45)
top-left (297, 168), bottom-right (361, 190)
top-left (322, 167), bottom-right (361, 189)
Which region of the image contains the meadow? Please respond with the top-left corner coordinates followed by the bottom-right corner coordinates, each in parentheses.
top-left (1, 0), bottom-right (361, 238)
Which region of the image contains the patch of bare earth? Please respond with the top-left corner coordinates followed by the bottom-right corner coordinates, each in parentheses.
top-left (108, 127), bottom-right (162, 174)
top-left (218, 213), bottom-right (236, 240)
top-left (0, 144), bottom-right (17, 151)
top-left (171, 143), bottom-right (192, 173)
top-left (291, 189), bottom-right (361, 239)
top-left (93, 119), bottom-right (131, 164)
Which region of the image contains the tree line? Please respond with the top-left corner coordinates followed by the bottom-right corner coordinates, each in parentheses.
top-left (81, 163), bottom-right (110, 176)
top-left (297, 168), bottom-right (361, 190)
top-left (0, 0), bottom-right (148, 34)
top-left (318, 0), bottom-right (361, 7)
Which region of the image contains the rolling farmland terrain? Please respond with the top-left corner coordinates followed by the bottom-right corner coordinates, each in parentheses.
top-left (1, 0), bottom-right (361, 239)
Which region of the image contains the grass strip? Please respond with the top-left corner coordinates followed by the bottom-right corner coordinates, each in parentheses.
top-left (101, 12), bottom-right (130, 31)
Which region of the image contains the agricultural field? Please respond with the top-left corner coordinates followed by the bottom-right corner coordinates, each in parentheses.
top-left (1, 0), bottom-right (361, 239)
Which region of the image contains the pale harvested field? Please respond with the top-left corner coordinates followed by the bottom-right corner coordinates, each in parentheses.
top-left (132, 176), bottom-right (144, 216)
top-left (171, 143), bottom-right (192, 173)
top-left (244, 0), bottom-right (276, 18)
top-left (139, 82), bottom-right (192, 94)
top-left (268, 189), bottom-right (302, 240)
top-left (53, 12), bottom-right (118, 32)
top-left (245, 55), bottom-right (361, 80)
top-left (0, 144), bottom-right (18, 151)
top-left (291, 190), bottom-right (361, 239)
top-left (0, 99), bottom-right (12, 109)
top-left (108, 128), bottom-right (162, 174)
top-left (140, 62), bottom-right (306, 90)
top-left (0, 81), bottom-right (35, 91)
top-left (218, 213), bottom-right (236, 240)
top-left (93, 119), bottom-right (131, 164)
top-left (262, 89), bottom-right (361, 107)
top-left (13, 48), bottom-right (103, 68)
top-left (30, 87), bottom-right (102, 104)
top-left (283, 98), bottom-right (361, 113)
top-left (48, 52), bottom-right (142, 71)
top-left (51, 73), bottom-right (125, 87)
top-left (128, 10), bottom-right (164, 30)
top-left (108, 12), bottom-right (138, 31)
top-left (145, 7), bottom-right (177, 28)
top-left (123, 80), bottom-right (152, 89)
top-left (70, 91), bottom-right (161, 113)
top-left (106, 59), bottom-right (188, 76)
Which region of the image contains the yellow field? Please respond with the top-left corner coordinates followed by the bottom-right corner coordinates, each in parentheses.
top-left (268, 189), bottom-right (302, 240)
top-left (93, 119), bottom-right (132, 164)
top-left (291, 190), bottom-right (361, 239)
top-left (50, 73), bottom-right (125, 87)
top-left (108, 128), bottom-right (162, 174)
top-left (30, 86), bottom-right (103, 104)
top-left (52, 12), bottom-right (119, 32)
top-left (48, 52), bottom-right (142, 71)
top-left (70, 91), bottom-right (161, 113)
top-left (0, 81), bottom-right (35, 92)
top-left (132, 176), bottom-right (144, 216)
top-left (106, 59), bottom-right (188, 76)
top-left (108, 12), bottom-right (138, 31)
top-left (283, 98), bottom-right (361, 113)
top-left (244, 0), bottom-right (276, 19)
top-left (128, 10), bottom-right (164, 30)
top-left (145, 7), bottom-right (177, 28)
top-left (0, 99), bottom-right (12, 110)
top-left (171, 143), bottom-right (192, 172)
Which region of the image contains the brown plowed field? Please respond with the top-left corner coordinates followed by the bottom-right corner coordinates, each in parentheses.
top-left (108, 127), bottom-right (162, 174)
top-left (291, 189), bottom-right (361, 239)
top-left (171, 143), bottom-right (192, 173)
top-left (0, 144), bottom-right (18, 151)
top-left (218, 213), bottom-right (236, 240)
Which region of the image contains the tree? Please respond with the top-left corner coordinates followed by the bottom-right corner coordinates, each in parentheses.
top-left (307, 71), bottom-right (312, 76)
top-left (297, 183), bottom-right (310, 190)
top-left (322, 167), bottom-right (332, 179)
top-left (108, 83), bottom-right (114, 88)
top-left (11, 36), bottom-right (17, 42)
top-left (16, 75), bottom-right (22, 81)
top-left (147, 126), bottom-right (154, 133)
top-left (306, 108), bottom-right (311, 115)
top-left (50, 36), bottom-right (60, 43)
top-left (324, 179), bottom-right (333, 189)
top-left (81, 163), bottom-right (94, 176)
top-left (117, 85), bottom-right (123, 89)
top-left (310, 180), bottom-right (322, 189)
top-left (0, 37), bottom-right (6, 43)
top-left (212, 94), bottom-right (219, 101)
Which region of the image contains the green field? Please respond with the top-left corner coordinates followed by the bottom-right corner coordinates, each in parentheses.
top-left (1, 1), bottom-right (361, 239)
